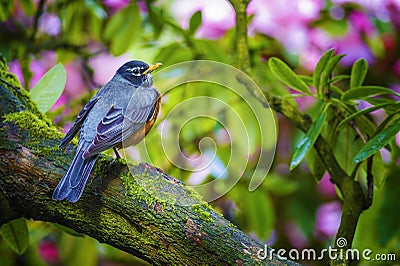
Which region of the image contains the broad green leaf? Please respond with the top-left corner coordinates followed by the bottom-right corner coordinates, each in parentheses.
top-left (103, 8), bottom-right (125, 39)
top-left (0, 218), bottom-right (29, 255)
top-left (29, 63), bottom-right (66, 113)
top-left (154, 43), bottom-right (193, 67)
top-left (188, 11), bottom-right (202, 35)
top-left (104, 5), bottom-right (140, 55)
top-left (343, 86), bottom-right (400, 101)
top-left (313, 49), bottom-right (334, 90)
top-left (320, 54), bottom-right (345, 91)
top-left (269, 57), bottom-right (311, 94)
top-left (290, 111), bottom-right (326, 170)
top-left (353, 118), bottom-right (400, 163)
top-left (238, 188), bottom-right (275, 240)
top-left (350, 58), bottom-right (368, 89)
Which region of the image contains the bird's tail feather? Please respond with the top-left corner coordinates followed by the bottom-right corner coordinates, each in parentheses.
top-left (53, 146), bottom-right (97, 203)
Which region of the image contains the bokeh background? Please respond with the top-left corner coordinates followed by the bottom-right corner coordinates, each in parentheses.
top-left (1, 0), bottom-right (400, 265)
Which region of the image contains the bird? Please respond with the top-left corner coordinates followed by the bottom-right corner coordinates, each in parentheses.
top-left (53, 60), bottom-right (162, 203)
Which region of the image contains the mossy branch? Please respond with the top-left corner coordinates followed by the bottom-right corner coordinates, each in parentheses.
top-left (228, 4), bottom-right (366, 266)
top-left (0, 60), bottom-right (298, 265)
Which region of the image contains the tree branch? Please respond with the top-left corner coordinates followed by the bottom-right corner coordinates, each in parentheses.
top-left (0, 59), bottom-right (297, 265)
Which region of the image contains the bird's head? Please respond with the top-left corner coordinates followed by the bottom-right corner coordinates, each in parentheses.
top-left (117, 60), bottom-right (162, 87)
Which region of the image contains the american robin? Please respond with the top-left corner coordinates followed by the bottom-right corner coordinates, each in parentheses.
top-left (53, 60), bottom-right (162, 203)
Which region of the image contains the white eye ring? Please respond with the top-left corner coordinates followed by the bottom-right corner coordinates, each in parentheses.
top-left (128, 67), bottom-right (141, 76)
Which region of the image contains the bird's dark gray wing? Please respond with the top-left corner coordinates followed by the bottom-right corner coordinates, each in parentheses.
top-left (82, 103), bottom-right (156, 159)
top-left (59, 95), bottom-right (100, 148)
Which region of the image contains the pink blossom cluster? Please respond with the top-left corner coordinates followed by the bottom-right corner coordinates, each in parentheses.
top-left (171, 0), bottom-right (400, 70)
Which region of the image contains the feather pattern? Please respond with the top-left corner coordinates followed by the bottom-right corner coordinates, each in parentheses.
top-left (83, 102), bottom-right (157, 159)
top-left (52, 141), bottom-right (97, 202)
top-left (59, 96), bottom-right (100, 148)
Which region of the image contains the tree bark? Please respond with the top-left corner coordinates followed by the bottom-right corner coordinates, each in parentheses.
top-left (0, 59), bottom-right (298, 265)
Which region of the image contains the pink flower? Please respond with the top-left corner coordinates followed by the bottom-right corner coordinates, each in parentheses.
top-left (103, 0), bottom-right (129, 15)
top-left (247, 0), bottom-right (324, 53)
top-left (88, 52), bottom-right (132, 85)
top-left (39, 13), bottom-right (61, 36)
top-left (170, 0), bottom-right (235, 39)
top-left (348, 10), bottom-right (376, 36)
top-left (8, 60), bottom-right (24, 87)
top-left (38, 240), bottom-right (59, 263)
top-left (317, 173), bottom-right (337, 199)
top-left (333, 30), bottom-right (375, 66)
top-left (387, 0), bottom-right (400, 31)
top-left (8, 51), bottom-right (56, 89)
top-left (64, 61), bottom-right (87, 98)
top-left (394, 59), bottom-right (400, 78)
top-left (315, 201), bottom-right (342, 239)
top-left (285, 222), bottom-right (309, 249)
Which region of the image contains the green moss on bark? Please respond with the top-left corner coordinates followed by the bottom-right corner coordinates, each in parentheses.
top-left (4, 111), bottom-right (63, 142)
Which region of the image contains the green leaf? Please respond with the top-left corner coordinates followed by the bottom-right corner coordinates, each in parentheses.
top-left (193, 40), bottom-right (229, 63)
top-left (299, 75), bottom-right (313, 86)
top-left (353, 118), bottom-right (400, 163)
top-left (29, 63), bottom-right (66, 113)
top-left (0, 1), bottom-right (13, 22)
top-left (306, 147), bottom-right (326, 180)
top-left (313, 49), bottom-right (334, 90)
top-left (350, 58), bottom-right (368, 89)
top-left (188, 11), bottom-right (202, 35)
top-left (103, 5), bottom-right (140, 55)
top-left (290, 111), bottom-right (326, 170)
top-left (337, 102), bottom-right (399, 130)
top-left (242, 189), bottom-right (275, 240)
top-left (342, 86), bottom-right (399, 101)
top-left (84, 0), bottom-right (107, 19)
top-left (20, 0), bottom-right (35, 16)
top-left (376, 170), bottom-right (400, 244)
top-left (330, 74), bottom-right (350, 85)
top-left (320, 54), bottom-right (345, 91)
top-left (154, 43), bottom-right (193, 67)
top-left (269, 57), bottom-right (311, 94)
top-left (264, 174), bottom-right (299, 195)
top-left (0, 218), bottom-right (29, 255)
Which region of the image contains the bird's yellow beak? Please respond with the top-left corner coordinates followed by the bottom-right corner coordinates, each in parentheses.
top-left (143, 63), bottom-right (162, 75)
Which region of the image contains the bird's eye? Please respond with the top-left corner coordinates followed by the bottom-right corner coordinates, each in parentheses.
top-left (131, 68), bottom-right (141, 76)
